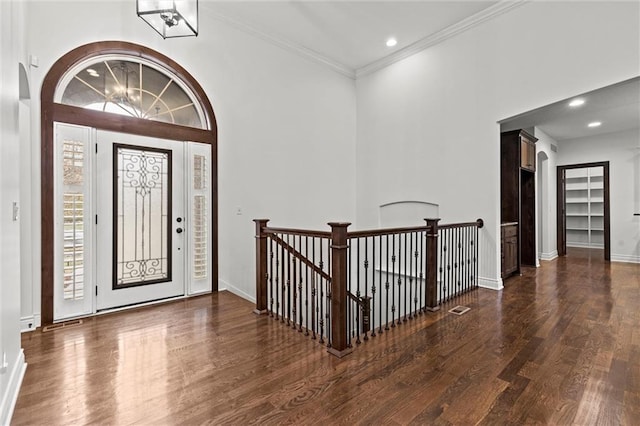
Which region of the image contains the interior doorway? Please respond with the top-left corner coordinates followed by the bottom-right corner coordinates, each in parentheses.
top-left (557, 161), bottom-right (610, 260)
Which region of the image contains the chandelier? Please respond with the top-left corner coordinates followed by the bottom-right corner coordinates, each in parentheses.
top-left (137, 0), bottom-right (198, 39)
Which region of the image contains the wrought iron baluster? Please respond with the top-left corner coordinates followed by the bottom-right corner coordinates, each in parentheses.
top-left (441, 229), bottom-right (445, 303)
top-left (454, 228), bottom-right (458, 298)
top-left (269, 237), bottom-right (274, 317)
top-left (311, 237), bottom-right (317, 340)
top-left (287, 235), bottom-right (296, 325)
top-left (281, 235), bottom-right (291, 325)
top-left (464, 226), bottom-right (469, 293)
top-left (403, 232), bottom-right (408, 323)
top-left (319, 238), bottom-right (325, 345)
top-left (364, 237), bottom-right (369, 340)
top-left (327, 236), bottom-right (332, 348)
top-left (420, 230), bottom-right (425, 313)
top-left (385, 234), bottom-right (390, 331)
top-left (412, 231), bottom-right (417, 318)
top-left (371, 236), bottom-right (377, 337)
top-left (391, 234), bottom-right (396, 328)
top-left (305, 236), bottom-right (309, 336)
top-left (408, 232), bottom-right (413, 319)
top-left (378, 235), bottom-right (383, 334)
top-left (448, 228), bottom-right (453, 302)
top-left (447, 229), bottom-right (455, 301)
top-left (295, 237), bottom-right (301, 330)
top-left (396, 233), bottom-right (402, 326)
top-left (356, 238), bottom-right (361, 345)
top-left (471, 225), bottom-right (475, 289)
top-left (275, 235), bottom-right (281, 321)
top-left (438, 230), bottom-right (442, 304)
top-left (471, 227), bottom-right (478, 287)
top-left (460, 226), bottom-right (465, 294)
top-left (347, 235), bottom-right (352, 348)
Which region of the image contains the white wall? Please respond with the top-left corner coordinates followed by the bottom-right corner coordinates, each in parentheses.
top-left (534, 127), bottom-right (558, 261)
top-left (24, 1), bottom-right (356, 314)
top-left (355, 1), bottom-right (640, 289)
top-left (0, 0), bottom-right (28, 423)
top-left (558, 129), bottom-right (640, 263)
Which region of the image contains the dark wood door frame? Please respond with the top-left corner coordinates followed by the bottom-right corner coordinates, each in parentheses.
top-left (557, 161), bottom-right (610, 260)
top-left (41, 41), bottom-right (218, 325)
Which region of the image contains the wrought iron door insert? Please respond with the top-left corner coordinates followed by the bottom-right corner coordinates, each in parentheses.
top-left (113, 144), bottom-right (172, 288)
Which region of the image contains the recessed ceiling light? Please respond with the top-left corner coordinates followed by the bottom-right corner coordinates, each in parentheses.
top-left (569, 99), bottom-right (585, 107)
top-left (588, 121), bottom-right (602, 128)
top-left (386, 38), bottom-right (397, 47)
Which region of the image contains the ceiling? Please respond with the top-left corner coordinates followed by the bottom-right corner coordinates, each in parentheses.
top-left (201, 1), bottom-right (501, 75)
top-left (501, 77), bottom-right (640, 142)
top-left (197, 2), bottom-right (639, 142)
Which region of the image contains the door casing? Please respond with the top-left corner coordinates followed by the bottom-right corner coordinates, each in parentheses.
top-left (556, 161), bottom-right (611, 260)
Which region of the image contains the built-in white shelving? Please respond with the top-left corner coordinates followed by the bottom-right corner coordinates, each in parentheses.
top-left (566, 167), bottom-right (604, 248)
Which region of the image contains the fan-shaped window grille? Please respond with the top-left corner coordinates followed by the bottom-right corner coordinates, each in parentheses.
top-left (56, 56), bottom-right (206, 129)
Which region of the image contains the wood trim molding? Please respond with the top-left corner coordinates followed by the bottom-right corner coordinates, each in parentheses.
top-left (40, 41), bottom-right (219, 325)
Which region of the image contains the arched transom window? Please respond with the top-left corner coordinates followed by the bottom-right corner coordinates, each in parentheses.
top-left (55, 56), bottom-right (207, 129)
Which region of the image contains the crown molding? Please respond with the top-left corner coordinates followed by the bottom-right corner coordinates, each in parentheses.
top-left (356, 0), bottom-right (528, 78)
top-left (202, 1), bottom-right (528, 81)
top-left (202, 8), bottom-right (356, 79)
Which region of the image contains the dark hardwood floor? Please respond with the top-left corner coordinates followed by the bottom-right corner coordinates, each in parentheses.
top-left (13, 252), bottom-right (640, 425)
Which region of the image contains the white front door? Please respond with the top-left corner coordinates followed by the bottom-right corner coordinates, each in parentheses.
top-left (54, 125), bottom-right (213, 320)
top-left (95, 131), bottom-right (186, 310)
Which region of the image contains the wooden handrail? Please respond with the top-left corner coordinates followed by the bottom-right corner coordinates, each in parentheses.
top-left (347, 225), bottom-right (427, 238)
top-left (262, 219), bottom-right (483, 240)
top-left (346, 218), bottom-right (484, 238)
top-left (268, 233), bottom-right (332, 282)
top-left (439, 218), bottom-right (484, 230)
top-left (264, 227), bottom-right (331, 238)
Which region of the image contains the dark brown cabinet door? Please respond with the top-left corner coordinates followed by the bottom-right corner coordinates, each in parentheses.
top-left (520, 139), bottom-right (536, 172)
top-left (505, 237), bottom-right (518, 275)
top-left (501, 224), bottom-right (518, 277)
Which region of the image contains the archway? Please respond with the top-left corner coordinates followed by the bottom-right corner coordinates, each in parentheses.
top-left (41, 41), bottom-right (218, 324)
top-left (537, 150), bottom-right (549, 263)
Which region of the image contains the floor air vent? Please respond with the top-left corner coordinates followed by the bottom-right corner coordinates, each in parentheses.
top-left (448, 306), bottom-right (470, 315)
top-left (42, 319), bottom-right (83, 332)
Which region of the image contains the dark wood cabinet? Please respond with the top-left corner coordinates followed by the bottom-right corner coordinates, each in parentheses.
top-left (501, 223), bottom-right (518, 277)
top-left (501, 129), bottom-right (538, 278)
top-left (520, 136), bottom-right (536, 172)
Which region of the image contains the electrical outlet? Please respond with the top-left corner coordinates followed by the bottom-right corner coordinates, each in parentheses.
top-left (235, 206), bottom-right (242, 216)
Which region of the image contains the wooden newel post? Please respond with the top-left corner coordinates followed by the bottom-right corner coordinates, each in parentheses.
top-left (254, 219), bottom-right (269, 315)
top-left (425, 218), bottom-right (441, 312)
top-left (327, 222), bottom-right (353, 358)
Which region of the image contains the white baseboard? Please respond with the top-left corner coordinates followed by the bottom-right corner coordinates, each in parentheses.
top-left (540, 251), bottom-right (558, 261)
top-left (478, 276), bottom-right (503, 291)
top-left (218, 280), bottom-right (256, 303)
top-left (20, 314), bottom-right (41, 333)
top-left (567, 243), bottom-right (604, 249)
top-left (611, 254), bottom-right (640, 264)
top-left (0, 349), bottom-right (26, 426)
